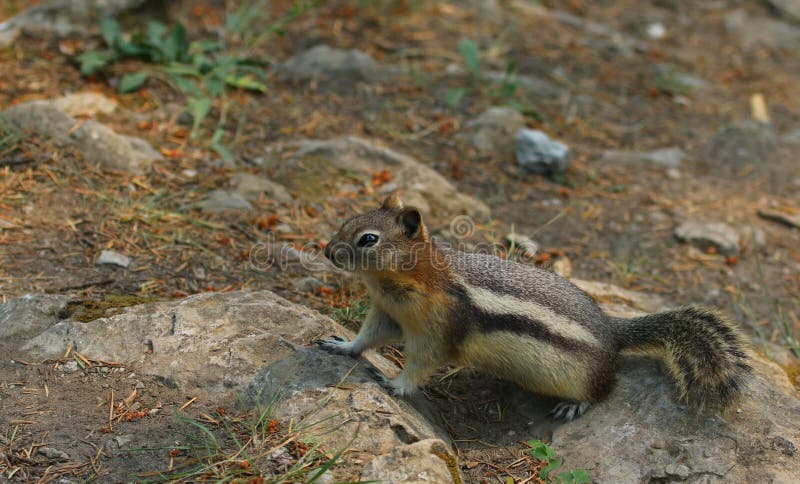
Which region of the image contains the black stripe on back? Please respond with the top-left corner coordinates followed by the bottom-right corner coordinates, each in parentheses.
top-left (445, 282), bottom-right (593, 353)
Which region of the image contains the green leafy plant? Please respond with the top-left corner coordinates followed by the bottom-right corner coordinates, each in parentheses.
top-left (76, 0), bottom-right (322, 159)
top-left (527, 439), bottom-right (589, 483)
top-left (444, 38), bottom-right (524, 109)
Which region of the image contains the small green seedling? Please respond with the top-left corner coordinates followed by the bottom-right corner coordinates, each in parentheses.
top-left (527, 439), bottom-right (590, 483)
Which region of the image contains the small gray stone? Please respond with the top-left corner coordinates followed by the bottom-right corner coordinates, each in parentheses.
top-left (601, 147), bottom-right (685, 169)
top-left (62, 360), bottom-right (79, 373)
top-left (675, 220), bottom-right (740, 256)
top-left (665, 463), bottom-right (691, 480)
top-left (515, 129), bottom-right (570, 175)
top-left (279, 44), bottom-right (391, 82)
top-left (461, 106), bottom-right (525, 152)
top-left (38, 446), bottom-right (70, 461)
top-left (229, 172), bottom-right (292, 203)
top-left (113, 434), bottom-right (134, 449)
top-left (196, 190), bottom-right (253, 213)
top-left (96, 250), bottom-right (131, 268)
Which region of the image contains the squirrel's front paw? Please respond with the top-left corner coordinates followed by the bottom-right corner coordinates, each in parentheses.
top-left (314, 335), bottom-right (358, 357)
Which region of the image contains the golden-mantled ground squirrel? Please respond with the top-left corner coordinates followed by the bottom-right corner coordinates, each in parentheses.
top-left (318, 195), bottom-right (752, 420)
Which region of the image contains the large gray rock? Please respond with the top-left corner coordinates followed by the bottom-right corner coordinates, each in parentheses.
top-left (725, 9), bottom-right (800, 50)
top-left (3, 100), bottom-right (161, 173)
top-left (460, 106), bottom-right (525, 153)
top-left (16, 289), bottom-right (458, 481)
top-left (553, 353), bottom-right (799, 483)
top-left (22, 291), bottom-right (354, 393)
top-left (515, 128), bottom-right (570, 175)
top-left (274, 136), bottom-right (490, 222)
top-left (244, 349), bottom-right (454, 464)
top-left (279, 44), bottom-right (394, 83)
top-left (0, 294), bottom-right (73, 341)
top-left (552, 282), bottom-right (799, 483)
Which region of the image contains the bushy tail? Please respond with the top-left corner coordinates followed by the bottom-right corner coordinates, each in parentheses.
top-left (613, 306), bottom-right (752, 409)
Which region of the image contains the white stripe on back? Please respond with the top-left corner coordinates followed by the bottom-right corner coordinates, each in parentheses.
top-left (459, 281), bottom-right (600, 346)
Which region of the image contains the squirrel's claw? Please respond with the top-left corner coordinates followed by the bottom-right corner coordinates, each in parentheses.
top-left (367, 367), bottom-right (398, 395)
top-left (549, 401), bottom-right (591, 422)
top-left (314, 336), bottom-right (357, 357)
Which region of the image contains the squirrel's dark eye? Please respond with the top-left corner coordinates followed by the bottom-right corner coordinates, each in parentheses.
top-left (357, 233), bottom-right (379, 248)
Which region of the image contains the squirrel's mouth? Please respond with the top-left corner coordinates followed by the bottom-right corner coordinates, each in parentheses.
top-left (324, 242), bottom-right (355, 271)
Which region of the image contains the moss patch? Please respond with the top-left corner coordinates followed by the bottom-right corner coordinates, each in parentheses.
top-left (58, 294), bottom-right (157, 323)
top-left (435, 451), bottom-right (463, 484)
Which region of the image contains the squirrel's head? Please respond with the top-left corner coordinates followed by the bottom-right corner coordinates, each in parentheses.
top-left (324, 194), bottom-right (430, 273)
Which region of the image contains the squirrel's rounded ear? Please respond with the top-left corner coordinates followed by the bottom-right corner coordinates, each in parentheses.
top-left (382, 194), bottom-right (404, 210)
top-left (399, 208), bottom-right (422, 238)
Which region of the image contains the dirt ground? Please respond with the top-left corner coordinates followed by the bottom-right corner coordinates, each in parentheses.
top-left (1, 0), bottom-right (799, 482)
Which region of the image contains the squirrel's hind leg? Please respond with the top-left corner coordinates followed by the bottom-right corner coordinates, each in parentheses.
top-left (549, 401), bottom-right (592, 422)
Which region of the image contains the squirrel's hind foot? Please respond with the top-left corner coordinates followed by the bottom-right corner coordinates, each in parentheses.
top-left (550, 401), bottom-right (591, 422)
top-left (367, 367), bottom-right (419, 397)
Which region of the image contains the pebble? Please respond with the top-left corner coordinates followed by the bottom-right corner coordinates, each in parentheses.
top-left (96, 250), bottom-right (131, 268)
top-left (646, 23), bottom-right (666, 39)
top-left (674, 220), bottom-right (740, 256)
top-left (37, 446), bottom-right (70, 461)
top-left (113, 434), bottom-right (134, 449)
top-left (515, 129), bottom-right (570, 175)
top-left (196, 190), bottom-right (253, 213)
top-left (62, 360), bottom-right (79, 373)
top-left (461, 106), bottom-right (525, 152)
